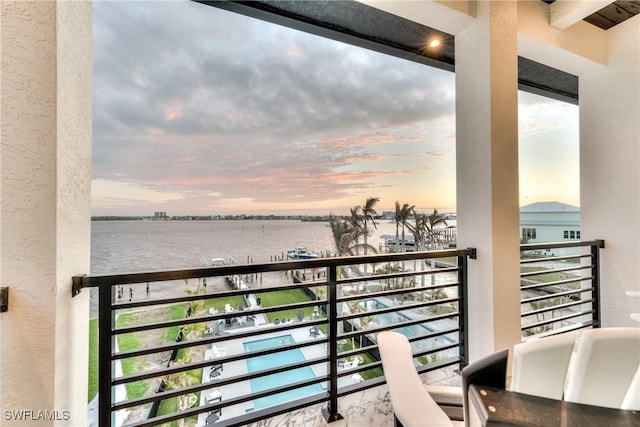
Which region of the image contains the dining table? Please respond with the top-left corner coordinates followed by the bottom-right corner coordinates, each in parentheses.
top-left (468, 384), bottom-right (640, 426)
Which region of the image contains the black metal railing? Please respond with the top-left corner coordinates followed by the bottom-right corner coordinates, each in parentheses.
top-left (76, 249), bottom-right (474, 427)
top-left (519, 239), bottom-right (604, 340)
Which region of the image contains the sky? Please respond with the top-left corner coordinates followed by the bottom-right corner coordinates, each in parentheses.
top-left (91, 0), bottom-right (579, 217)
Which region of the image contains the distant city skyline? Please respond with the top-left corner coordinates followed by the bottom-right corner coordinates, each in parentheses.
top-left (91, 1), bottom-right (579, 217)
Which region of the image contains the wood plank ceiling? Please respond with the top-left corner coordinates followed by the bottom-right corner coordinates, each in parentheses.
top-left (545, 1), bottom-right (640, 29)
top-left (584, 1), bottom-right (640, 29)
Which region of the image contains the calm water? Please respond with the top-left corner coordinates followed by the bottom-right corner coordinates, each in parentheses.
top-left (91, 219), bottom-right (399, 274)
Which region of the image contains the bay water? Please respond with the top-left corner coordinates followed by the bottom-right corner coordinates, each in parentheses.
top-left (89, 219), bottom-right (400, 315)
top-left (90, 219), bottom-right (399, 274)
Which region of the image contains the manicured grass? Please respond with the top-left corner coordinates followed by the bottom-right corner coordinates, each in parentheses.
top-left (360, 352), bottom-right (383, 380)
top-left (166, 303), bottom-right (189, 343)
top-left (338, 339), bottom-right (382, 380)
top-left (258, 288), bottom-right (319, 322)
top-left (117, 331), bottom-right (149, 399)
top-left (88, 318), bottom-right (98, 402)
top-left (521, 266), bottom-right (578, 284)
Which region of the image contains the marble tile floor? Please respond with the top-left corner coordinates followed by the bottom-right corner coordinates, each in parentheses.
top-left (242, 369), bottom-right (462, 427)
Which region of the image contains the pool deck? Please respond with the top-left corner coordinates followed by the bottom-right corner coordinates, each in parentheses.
top-left (196, 320), bottom-right (362, 426)
top-left (193, 291), bottom-right (465, 426)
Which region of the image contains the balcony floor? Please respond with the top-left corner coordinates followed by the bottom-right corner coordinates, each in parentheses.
top-left (245, 368), bottom-right (461, 427)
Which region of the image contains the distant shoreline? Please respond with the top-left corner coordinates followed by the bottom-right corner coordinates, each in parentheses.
top-left (90, 215), bottom-right (336, 222)
top-left (91, 212), bottom-right (456, 222)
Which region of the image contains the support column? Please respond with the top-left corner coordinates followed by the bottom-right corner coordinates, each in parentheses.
top-left (580, 16), bottom-right (640, 328)
top-left (455, 1), bottom-right (522, 360)
top-left (1, 1), bottom-right (92, 425)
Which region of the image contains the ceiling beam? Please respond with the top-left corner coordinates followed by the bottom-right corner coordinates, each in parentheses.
top-left (550, 0), bottom-right (614, 30)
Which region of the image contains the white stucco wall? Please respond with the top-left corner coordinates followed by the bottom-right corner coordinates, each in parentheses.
top-left (1, 2), bottom-right (92, 425)
top-left (455, 1), bottom-right (522, 360)
top-left (580, 15), bottom-right (640, 328)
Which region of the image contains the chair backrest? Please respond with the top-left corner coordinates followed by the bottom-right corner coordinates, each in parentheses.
top-left (378, 331), bottom-right (453, 427)
top-left (621, 364), bottom-right (640, 410)
top-left (511, 331), bottom-right (577, 399)
top-left (460, 348), bottom-right (508, 427)
top-left (564, 327), bottom-right (640, 409)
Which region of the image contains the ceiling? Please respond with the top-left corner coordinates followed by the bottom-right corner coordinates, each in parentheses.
top-left (584, 1), bottom-right (640, 29)
top-left (544, 1), bottom-right (640, 30)
top-left (199, 0), bottom-right (640, 104)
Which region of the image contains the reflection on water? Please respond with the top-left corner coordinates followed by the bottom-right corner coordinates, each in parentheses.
top-left (91, 219), bottom-right (401, 274)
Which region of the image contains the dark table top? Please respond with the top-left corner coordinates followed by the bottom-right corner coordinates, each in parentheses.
top-left (469, 385), bottom-right (640, 427)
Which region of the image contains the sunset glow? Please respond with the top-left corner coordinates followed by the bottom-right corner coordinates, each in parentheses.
top-left (92, 1), bottom-right (579, 217)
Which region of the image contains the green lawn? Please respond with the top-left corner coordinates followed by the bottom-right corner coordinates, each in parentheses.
top-left (258, 288), bottom-right (319, 322)
top-left (88, 318), bottom-right (98, 402)
top-left (521, 266), bottom-right (568, 283)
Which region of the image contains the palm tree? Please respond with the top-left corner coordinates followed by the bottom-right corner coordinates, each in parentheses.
top-left (361, 197), bottom-right (379, 255)
top-left (349, 207), bottom-right (363, 252)
top-left (394, 202), bottom-right (402, 253)
top-left (410, 211), bottom-right (428, 251)
top-left (425, 209), bottom-right (448, 250)
top-left (394, 202), bottom-right (415, 253)
top-left (328, 213), bottom-right (378, 280)
top-left (329, 213), bottom-right (356, 256)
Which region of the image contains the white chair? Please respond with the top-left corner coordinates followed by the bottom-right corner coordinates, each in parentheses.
top-left (621, 364), bottom-right (640, 410)
top-left (211, 345), bottom-right (227, 358)
top-left (378, 331), bottom-right (461, 427)
top-left (564, 327), bottom-right (640, 409)
top-left (511, 331), bottom-right (577, 400)
top-left (344, 356), bottom-right (360, 370)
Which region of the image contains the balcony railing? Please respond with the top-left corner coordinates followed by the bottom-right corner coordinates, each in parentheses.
top-left (75, 249), bottom-right (474, 427)
top-left (76, 240), bottom-right (604, 427)
top-left (520, 239), bottom-right (604, 339)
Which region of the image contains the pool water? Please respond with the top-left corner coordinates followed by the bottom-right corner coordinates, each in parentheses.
top-left (367, 299), bottom-right (458, 351)
top-left (243, 335), bottom-right (323, 410)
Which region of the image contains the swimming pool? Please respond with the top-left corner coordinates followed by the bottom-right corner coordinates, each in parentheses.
top-left (366, 300), bottom-right (458, 349)
top-left (243, 335), bottom-right (323, 410)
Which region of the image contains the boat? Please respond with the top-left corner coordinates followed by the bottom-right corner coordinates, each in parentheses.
top-left (287, 246), bottom-right (319, 260)
top-left (200, 254), bottom-right (238, 267)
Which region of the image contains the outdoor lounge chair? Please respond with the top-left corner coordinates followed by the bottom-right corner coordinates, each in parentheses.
top-left (563, 327), bottom-right (640, 409)
top-left (511, 331), bottom-right (577, 399)
top-left (378, 331), bottom-right (462, 427)
top-left (211, 345), bottom-right (227, 358)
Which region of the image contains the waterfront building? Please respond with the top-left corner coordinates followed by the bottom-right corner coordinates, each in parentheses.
top-left (1, 1), bottom-right (638, 426)
top-left (520, 201), bottom-right (580, 242)
top-left (153, 211), bottom-right (168, 220)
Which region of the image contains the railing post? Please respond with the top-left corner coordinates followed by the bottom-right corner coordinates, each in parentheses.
top-left (98, 282), bottom-right (115, 427)
top-left (591, 240), bottom-right (604, 328)
top-left (322, 265), bottom-right (343, 422)
top-left (458, 251), bottom-right (471, 368)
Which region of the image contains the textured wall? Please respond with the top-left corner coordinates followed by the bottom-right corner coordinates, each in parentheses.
top-left (455, 0), bottom-right (522, 361)
top-left (580, 15), bottom-right (640, 328)
top-left (1, 1), bottom-right (92, 425)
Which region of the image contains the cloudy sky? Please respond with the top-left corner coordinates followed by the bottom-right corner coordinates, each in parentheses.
top-left (92, 0), bottom-right (579, 216)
